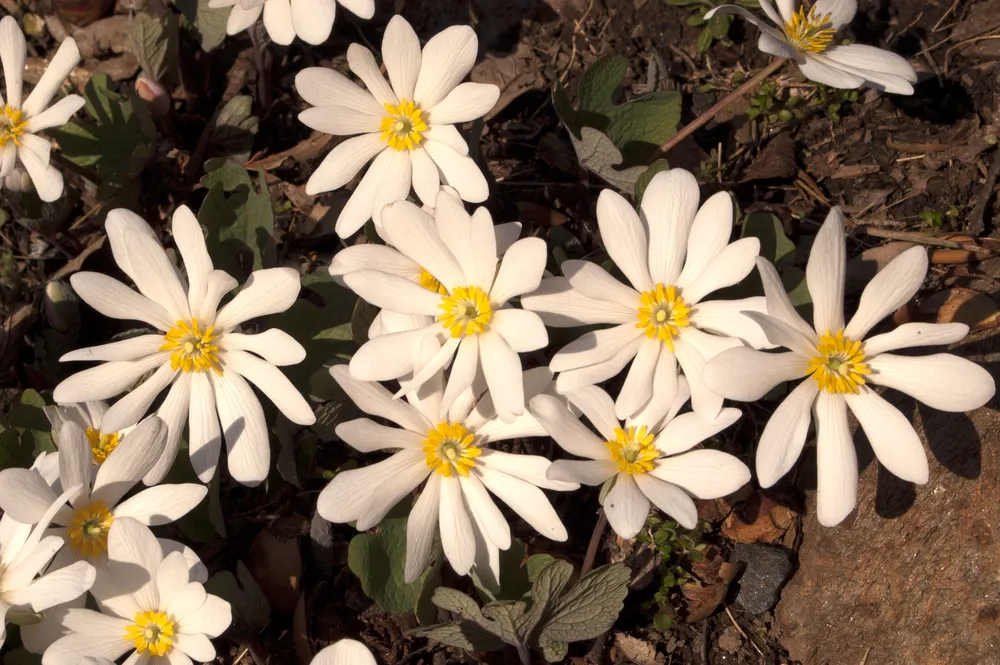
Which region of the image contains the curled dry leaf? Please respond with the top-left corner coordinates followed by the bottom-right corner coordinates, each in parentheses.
top-left (249, 516), bottom-right (308, 613)
top-left (681, 546), bottom-right (739, 623)
top-left (918, 287), bottom-right (1000, 332)
top-left (722, 494), bottom-right (798, 545)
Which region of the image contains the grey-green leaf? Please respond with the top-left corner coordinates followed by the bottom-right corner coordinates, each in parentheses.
top-left (518, 558), bottom-right (575, 638)
top-left (481, 601), bottom-right (527, 643)
top-left (569, 127), bottom-right (648, 191)
top-left (412, 621), bottom-right (506, 652)
top-left (537, 563), bottom-right (630, 642)
top-left (537, 635), bottom-right (569, 663)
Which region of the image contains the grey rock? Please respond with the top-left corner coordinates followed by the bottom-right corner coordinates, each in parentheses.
top-left (730, 543), bottom-right (794, 615)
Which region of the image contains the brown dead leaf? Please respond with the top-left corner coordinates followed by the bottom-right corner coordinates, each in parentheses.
top-left (471, 43), bottom-right (545, 121)
top-left (248, 517), bottom-right (307, 613)
top-left (830, 163), bottom-right (881, 179)
top-left (918, 287), bottom-right (1000, 332)
top-left (722, 494), bottom-right (797, 545)
top-left (517, 201), bottom-right (568, 227)
top-left (930, 234), bottom-right (991, 263)
top-left (245, 133), bottom-right (334, 172)
top-left (741, 133), bottom-right (797, 182)
top-left (293, 591), bottom-right (312, 665)
top-left (614, 633), bottom-right (658, 665)
top-left (681, 546), bottom-right (739, 623)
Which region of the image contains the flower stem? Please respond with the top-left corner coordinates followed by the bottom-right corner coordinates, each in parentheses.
top-left (580, 509), bottom-right (608, 577)
top-left (656, 57), bottom-right (790, 157)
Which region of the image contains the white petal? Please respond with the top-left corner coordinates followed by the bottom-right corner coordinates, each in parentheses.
top-left (155, 547), bottom-right (191, 612)
top-left (312, 640), bottom-right (377, 665)
top-left (615, 337), bottom-right (659, 420)
top-left (17, 142), bottom-right (64, 202)
top-left (298, 105), bottom-right (382, 136)
top-left (437, 336), bottom-right (479, 419)
top-left (602, 474), bottom-right (650, 538)
top-left (868, 353), bottom-right (995, 412)
top-left (294, 68), bottom-right (382, 114)
top-left (173, 593), bottom-right (230, 637)
top-left (478, 449), bottom-right (577, 491)
top-left (23, 38), bottom-right (81, 117)
top-left (814, 392), bottom-right (858, 526)
top-left (225, 3), bottom-right (262, 34)
top-left (429, 83), bottom-right (499, 124)
top-left (479, 332), bottom-right (524, 422)
top-left (409, 143), bottom-right (441, 207)
top-left (755, 258), bottom-right (817, 342)
top-left (689, 298), bottom-right (772, 349)
top-left (24, 94), bottom-right (84, 132)
top-left (225, 351), bottom-right (314, 425)
top-left (863, 322), bottom-right (969, 357)
top-left (675, 328), bottom-right (738, 418)
top-left (468, 367), bottom-right (552, 433)
top-left (812, 0), bottom-right (858, 31)
top-left (476, 466), bottom-right (567, 541)
top-left (520, 277), bottom-right (635, 327)
top-left (199, 270), bottom-right (238, 322)
top-left (337, 0), bottom-right (374, 17)
top-left (105, 517), bottom-right (164, 611)
top-left (41, 617), bottom-right (132, 664)
top-left (744, 311), bottom-right (816, 358)
top-left (114, 484), bottom-right (207, 526)
top-left (755, 379), bottom-right (818, 487)
top-left (101, 363), bottom-right (177, 433)
top-left (650, 450), bottom-right (750, 499)
top-left (262, 0), bottom-right (295, 45)
top-left (335, 418), bottom-right (423, 453)
top-left (0, 469), bottom-right (60, 525)
top-left (69, 272), bottom-right (173, 331)
top-left (9, 560), bottom-right (95, 611)
top-left (438, 192), bottom-right (497, 290)
top-left (844, 246), bottom-right (928, 340)
top-left (423, 141), bottom-right (488, 203)
top-left (61, 337), bottom-right (164, 367)
top-left (758, 32), bottom-right (799, 58)
top-left (214, 268), bottom-right (301, 330)
top-left (380, 200), bottom-right (466, 290)
top-left (185, 372), bottom-right (221, 483)
top-left (547, 459), bottom-right (616, 486)
top-left (491, 309), bottom-right (547, 354)
top-left (554, 335), bottom-right (645, 394)
top-left (104, 210), bottom-right (157, 283)
top-left (529, 394), bottom-right (609, 461)
top-left (329, 364), bottom-right (430, 433)
top-left (702, 348), bottom-right (808, 401)
top-left (488, 238), bottom-right (546, 305)
top-left (123, 229), bottom-right (191, 322)
top-left (289, 0), bottom-right (334, 45)
top-left (354, 455), bottom-right (430, 531)
top-left (382, 15), bottom-right (421, 101)
top-left (797, 55), bottom-right (866, 89)
top-left (404, 472), bottom-right (441, 583)
top-left (424, 124), bottom-right (469, 155)
top-left (567, 386), bottom-right (625, 443)
top-left (175, 632), bottom-right (215, 662)
top-left (675, 191), bottom-right (734, 288)
top-left (681, 237), bottom-right (760, 305)
top-left (438, 475), bottom-right (476, 575)
top-left (549, 322), bottom-right (642, 372)
top-left (91, 417), bottom-right (168, 507)
top-left (347, 44), bottom-right (398, 106)
top-left (329, 243), bottom-right (420, 281)
top-left (458, 475), bottom-right (510, 549)
top-left (224, 329), bottom-right (306, 366)
top-left (59, 422), bottom-right (92, 507)
top-left (336, 147), bottom-right (412, 236)
top-left (350, 326), bottom-right (438, 381)
top-left (596, 189), bottom-right (653, 293)
top-left (413, 25), bottom-right (478, 108)
top-left (317, 451), bottom-right (426, 524)
top-left (168, 206), bottom-right (212, 319)
top-left (54, 353), bottom-right (169, 404)
top-left (634, 474), bottom-right (698, 530)
top-left (655, 407), bottom-right (741, 456)
top-left (641, 169), bottom-right (700, 286)
top-left (0, 16), bottom-right (25, 108)
top-left (818, 44), bottom-right (916, 94)
top-left (562, 260), bottom-right (640, 309)
top-left (629, 349), bottom-right (680, 428)
top-left (210, 371), bottom-right (269, 487)
top-left (844, 387), bottom-right (927, 483)
top-left (144, 373), bottom-right (191, 486)
top-left (304, 133), bottom-right (385, 195)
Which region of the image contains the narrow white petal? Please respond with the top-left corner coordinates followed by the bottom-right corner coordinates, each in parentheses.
top-left (702, 348), bottom-right (808, 401)
top-left (438, 475), bottom-right (476, 575)
top-left (91, 417), bottom-right (168, 507)
top-left (458, 474), bottom-right (511, 549)
top-left (813, 0), bottom-right (857, 28)
top-left (105, 517), bottom-right (164, 612)
top-left (225, 2), bottom-right (262, 34)
top-left (224, 329), bottom-right (306, 366)
top-left (655, 407), bottom-right (741, 456)
top-left (114, 484), bottom-right (207, 525)
top-left (210, 371), bottom-right (270, 487)
top-left (476, 466), bottom-right (568, 541)
top-left (24, 94), bottom-right (85, 132)
top-left (806, 207), bottom-right (847, 334)
top-left (549, 322), bottom-right (642, 372)
top-left (529, 394), bottom-right (609, 460)
top-left (101, 363), bottom-right (177, 433)
top-left (350, 325), bottom-right (439, 381)
top-left (347, 44), bottom-right (398, 106)
top-left (262, 0), bottom-right (295, 45)
top-left (562, 260), bottom-right (640, 309)
top-left (171, 206), bottom-right (213, 319)
top-left (423, 141), bottom-right (488, 203)
top-left (294, 67), bottom-right (383, 114)
top-left (329, 365), bottom-right (430, 433)
top-left (413, 25), bottom-right (478, 108)
top-left (23, 37), bottom-right (81, 117)
top-left (173, 593), bottom-right (230, 638)
top-left (615, 337), bottom-right (659, 420)
top-left (0, 469), bottom-right (60, 525)
top-left (862, 322), bottom-right (969, 357)
top-left (634, 474), bottom-right (698, 530)
top-left (124, 228), bottom-right (191, 322)
top-left (814, 392), bottom-right (858, 526)
top-left (797, 55), bottom-right (866, 89)
top-left (289, 0), bottom-right (335, 45)
top-left (59, 422), bottom-right (92, 506)
top-left (547, 459), bottom-right (617, 485)
top-left (61, 335), bottom-right (163, 363)
top-left (479, 332), bottom-right (524, 422)
top-left (755, 379), bottom-right (818, 487)
top-left (743, 311), bottom-right (817, 358)
top-left (478, 449), bottom-right (577, 491)
top-left (681, 237), bottom-right (760, 305)
top-left (489, 238), bottom-right (546, 305)
top-left (520, 277), bottom-right (635, 327)
top-left (409, 143), bottom-right (441, 207)
top-left (316, 452), bottom-right (422, 524)
top-left (675, 191), bottom-right (734, 289)
top-left (649, 450), bottom-right (750, 499)
top-left (337, 0), bottom-right (374, 16)
top-left (186, 372), bottom-right (221, 483)
top-left (404, 473), bottom-right (441, 583)
top-left (675, 328), bottom-right (738, 418)
top-left (491, 309), bottom-right (547, 353)
top-left (429, 83), bottom-right (499, 125)
top-left (336, 419), bottom-right (423, 453)
top-left (225, 351), bottom-right (314, 425)
top-left (175, 632), bottom-right (215, 662)
top-left (868, 353), bottom-right (995, 412)
top-left (844, 246), bottom-right (928, 340)
top-left (844, 387), bottom-right (928, 483)
top-left (18, 136), bottom-right (65, 202)
top-left (54, 353), bottom-right (169, 404)
top-left (69, 272), bottom-right (173, 331)
top-left (424, 124), bottom-right (469, 155)
top-left (305, 133), bottom-right (385, 196)
top-left (0, 16), bottom-right (25, 108)
top-left (312, 640), bottom-right (377, 665)
top-left (41, 618), bottom-right (132, 664)
top-left (144, 373), bottom-right (192, 486)
top-left (380, 200), bottom-right (466, 291)
top-left (690, 297), bottom-right (772, 349)
top-left (214, 268), bottom-right (301, 330)
top-left (596, 189), bottom-right (653, 293)
top-left (755, 258), bottom-right (817, 342)
top-left (565, 384), bottom-right (624, 441)
top-left (298, 105), bottom-right (382, 136)
top-left (554, 335), bottom-right (644, 393)
top-left (354, 453), bottom-right (430, 530)
top-left (642, 169), bottom-right (700, 286)
top-left (603, 474), bottom-right (650, 538)
top-left (382, 15), bottom-right (421, 100)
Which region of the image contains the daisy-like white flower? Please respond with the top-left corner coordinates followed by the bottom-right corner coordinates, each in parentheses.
top-left (208, 0), bottom-right (374, 46)
top-left (0, 419), bottom-right (206, 571)
top-left (0, 16), bottom-right (84, 202)
top-left (329, 189), bottom-right (524, 340)
top-left (42, 518), bottom-right (231, 665)
top-left (341, 192), bottom-right (548, 422)
top-left (521, 169), bottom-right (768, 420)
top-left (530, 379), bottom-right (748, 538)
top-left (318, 365), bottom-right (577, 585)
top-left (43, 401), bottom-right (130, 465)
top-left (1, 486), bottom-right (95, 649)
top-left (52, 206), bottom-right (315, 486)
top-left (703, 208), bottom-right (995, 526)
top-left (707, 0), bottom-right (917, 93)
top-left (295, 15), bottom-right (500, 238)
top-left (312, 639), bottom-right (376, 665)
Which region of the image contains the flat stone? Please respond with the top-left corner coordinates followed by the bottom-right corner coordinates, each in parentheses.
top-left (776, 338), bottom-right (1000, 665)
top-left (730, 544), bottom-right (793, 615)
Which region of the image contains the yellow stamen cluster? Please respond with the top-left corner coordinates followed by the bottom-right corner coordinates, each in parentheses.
top-left (85, 427), bottom-right (120, 464)
top-left (418, 268), bottom-right (448, 295)
top-left (423, 421), bottom-right (482, 477)
top-left (636, 284), bottom-right (690, 350)
top-left (160, 318), bottom-right (223, 375)
top-left (124, 610), bottom-right (175, 656)
top-left (438, 286), bottom-right (492, 338)
top-left (0, 105), bottom-right (27, 148)
top-left (68, 501), bottom-right (114, 558)
top-left (380, 99), bottom-right (428, 151)
top-left (806, 330), bottom-right (871, 394)
top-left (784, 5), bottom-right (836, 53)
top-left (606, 426), bottom-right (659, 475)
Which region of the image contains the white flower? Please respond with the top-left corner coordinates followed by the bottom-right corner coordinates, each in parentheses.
top-left (317, 365), bottom-right (577, 585)
top-left (43, 401), bottom-right (132, 465)
top-left (0, 419), bottom-right (206, 572)
top-left (521, 169), bottom-right (768, 421)
top-left (530, 379), bottom-right (748, 538)
top-left (341, 192), bottom-right (548, 423)
top-left (52, 206), bottom-right (316, 486)
top-left (208, 0), bottom-right (374, 46)
top-left (41, 518), bottom-right (231, 665)
top-left (312, 639), bottom-right (376, 665)
top-left (295, 15), bottom-right (500, 238)
top-left (0, 16), bottom-right (84, 202)
top-left (329, 189), bottom-right (524, 340)
top-left (1, 485), bottom-right (95, 650)
top-left (703, 207), bottom-right (995, 526)
top-left (707, 0), bottom-right (917, 93)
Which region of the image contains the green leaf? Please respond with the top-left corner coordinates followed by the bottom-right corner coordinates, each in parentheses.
top-left (634, 159), bottom-right (670, 204)
top-left (526, 554), bottom-right (556, 583)
top-left (3, 647), bottom-right (42, 665)
top-left (741, 212), bottom-right (794, 266)
top-left (411, 621), bottom-right (506, 652)
top-left (537, 563), bottom-right (630, 643)
top-left (50, 74), bottom-right (157, 192)
top-left (432, 587), bottom-right (491, 624)
top-left (6, 390), bottom-right (51, 432)
top-left (174, 0), bottom-right (230, 51)
top-left (198, 160), bottom-right (276, 279)
top-left (348, 498), bottom-right (442, 618)
top-left (664, 0), bottom-right (704, 6)
top-left (537, 635), bottom-right (569, 663)
top-left (472, 538), bottom-right (532, 603)
top-left (204, 561), bottom-right (270, 630)
top-left (518, 558), bottom-right (574, 639)
top-left (0, 428), bottom-right (34, 472)
top-left (481, 602), bottom-right (527, 643)
top-left (707, 13), bottom-right (733, 39)
top-left (568, 128), bottom-right (648, 192)
top-left (130, 10), bottom-right (179, 85)
top-left (578, 55), bottom-right (628, 117)
top-left (697, 26), bottom-right (714, 52)
top-left (205, 96), bottom-right (259, 165)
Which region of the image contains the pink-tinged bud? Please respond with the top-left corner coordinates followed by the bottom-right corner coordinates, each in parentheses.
top-left (135, 76), bottom-right (171, 116)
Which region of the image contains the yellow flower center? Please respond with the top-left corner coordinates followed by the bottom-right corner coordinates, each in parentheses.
top-left (160, 318), bottom-right (223, 375)
top-left (85, 427), bottom-right (120, 464)
top-left (806, 330), bottom-right (871, 394)
top-left (437, 286), bottom-right (492, 338)
top-left (0, 105), bottom-right (27, 148)
top-left (419, 268), bottom-right (448, 295)
top-left (380, 99), bottom-right (428, 151)
top-left (423, 421), bottom-right (481, 477)
top-left (606, 426), bottom-right (659, 475)
top-left (68, 501), bottom-right (114, 558)
top-left (784, 5), bottom-right (836, 53)
top-left (636, 284), bottom-right (690, 351)
top-left (125, 610), bottom-right (175, 657)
